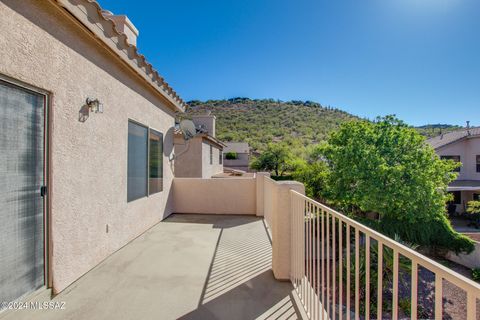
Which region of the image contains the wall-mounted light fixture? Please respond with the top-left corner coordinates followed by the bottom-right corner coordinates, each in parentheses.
top-left (86, 97), bottom-right (104, 113)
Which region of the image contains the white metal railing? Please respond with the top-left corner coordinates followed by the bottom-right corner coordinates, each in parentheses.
top-left (290, 190), bottom-right (480, 320)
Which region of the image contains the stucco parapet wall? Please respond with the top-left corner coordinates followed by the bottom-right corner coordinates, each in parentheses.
top-left (172, 178), bottom-right (257, 215)
top-left (54, 0), bottom-right (185, 112)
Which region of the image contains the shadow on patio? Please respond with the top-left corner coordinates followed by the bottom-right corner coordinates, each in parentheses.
top-left (166, 214), bottom-right (300, 320)
top-left (1, 214), bottom-right (299, 320)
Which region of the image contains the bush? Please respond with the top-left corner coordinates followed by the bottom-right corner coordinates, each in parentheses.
top-left (379, 217), bottom-right (474, 254)
top-left (225, 152), bottom-right (238, 160)
top-left (472, 268), bottom-right (480, 282)
top-left (467, 201), bottom-right (480, 214)
top-left (271, 175), bottom-right (293, 181)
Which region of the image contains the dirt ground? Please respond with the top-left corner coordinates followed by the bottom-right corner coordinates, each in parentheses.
top-left (417, 256), bottom-right (480, 320)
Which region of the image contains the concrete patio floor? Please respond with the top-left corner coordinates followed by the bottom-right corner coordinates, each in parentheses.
top-left (1, 214), bottom-right (299, 320)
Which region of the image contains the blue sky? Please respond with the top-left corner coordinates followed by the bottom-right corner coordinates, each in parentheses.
top-left (98, 0), bottom-right (479, 126)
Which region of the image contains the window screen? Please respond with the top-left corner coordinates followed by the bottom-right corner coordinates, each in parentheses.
top-left (127, 121), bottom-right (148, 202)
top-left (477, 155), bottom-right (480, 173)
top-left (210, 145), bottom-right (213, 165)
top-left (219, 150), bottom-right (223, 164)
top-left (149, 129), bottom-right (163, 194)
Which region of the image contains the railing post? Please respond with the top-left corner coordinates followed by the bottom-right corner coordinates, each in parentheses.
top-left (255, 172), bottom-right (270, 217)
top-left (272, 181), bottom-right (305, 280)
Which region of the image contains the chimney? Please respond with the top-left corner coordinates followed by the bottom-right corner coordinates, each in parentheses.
top-left (467, 121), bottom-right (471, 135)
top-left (102, 10), bottom-right (139, 46)
top-left (192, 113), bottom-right (216, 137)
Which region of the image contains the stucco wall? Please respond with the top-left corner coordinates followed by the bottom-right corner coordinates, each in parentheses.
top-left (174, 136), bottom-right (203, 178)
top-left (1, 1), bottom-right (177, 293)
top-left (201, 140), bottom-right (224, 178)
top-left (446, 241), bottom-right (480, 269)
top-left (174, 137), bottom-right (223, 178)
top-left (437, 137), bottom-right (480, 181)
top-left (173, 178), bottom-right (256, 215)
top-left (224, 153), bottom-right (250, 169)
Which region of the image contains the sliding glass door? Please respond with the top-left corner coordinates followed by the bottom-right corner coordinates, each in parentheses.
top-left (0, 80), bottom-right (46, 304)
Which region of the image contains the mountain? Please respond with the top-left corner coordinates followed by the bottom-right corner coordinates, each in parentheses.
top-left (182, 98), bottom-right (462, 152)
top-left (184, 98), bottom-right (360, 152)
top-left (415, 124), bottom-right (464, 139)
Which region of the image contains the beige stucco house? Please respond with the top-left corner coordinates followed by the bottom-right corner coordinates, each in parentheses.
top-left (0, 0), bottom-right (186, 303)
top-left (427, 126), bottom-right (480, 213)
top-left (2, 1), bottom-right (480, 318)
top-left (174, 114), bottom-right (225, 178)
top-left (223, 142), bottom-right (251, 172)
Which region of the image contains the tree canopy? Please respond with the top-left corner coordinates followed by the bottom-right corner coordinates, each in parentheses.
top-left (250, 143), bottom-right (293, 176)
top-left (313, 116), bottom-right (473, 253)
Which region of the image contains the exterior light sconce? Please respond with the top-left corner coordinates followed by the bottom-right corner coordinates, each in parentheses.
top-left (86, 97), bottom-right (104, 113)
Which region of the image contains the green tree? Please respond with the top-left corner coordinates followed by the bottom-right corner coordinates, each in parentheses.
top-left (292, 145), bottom-right (329, 200)
top-left (319, 116), bottom-right (473, 253)
top-left (250, 143), bottom-right (292, 176)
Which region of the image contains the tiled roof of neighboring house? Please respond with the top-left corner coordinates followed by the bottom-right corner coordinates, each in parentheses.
top-left (426, 127), bottom-right (480, 150)
top-left (224, 142), bottom-right (250, 154)
top-left (55, 0), bottom-right (185, 112)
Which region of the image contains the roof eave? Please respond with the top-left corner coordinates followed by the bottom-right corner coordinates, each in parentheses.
top-left (55, 0), bottom-right (186, 113)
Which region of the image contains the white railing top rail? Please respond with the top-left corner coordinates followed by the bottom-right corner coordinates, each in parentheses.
top-left (290, 190), bottom-right (480, 295)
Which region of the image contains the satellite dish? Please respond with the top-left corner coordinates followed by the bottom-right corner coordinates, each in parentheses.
top-left (179, 120), bottom-right (196, 140)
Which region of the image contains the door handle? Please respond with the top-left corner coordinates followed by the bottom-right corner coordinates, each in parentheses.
top-left (40, 185), bottom-right (47, 197)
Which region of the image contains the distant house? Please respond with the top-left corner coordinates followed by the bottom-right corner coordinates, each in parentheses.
top-left (174, 114), bottom-right (226, 178)
top-left (427, 126), bottom-right (480, 213)
top-left (223, 142), bottom-right (251, 172)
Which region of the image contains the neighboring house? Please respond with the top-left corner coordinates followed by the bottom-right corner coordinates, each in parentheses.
top-left (0, 0), bottom-right (185, 302)
top-left (174, 114), bottom-right (225, 178)
top-left (223, 142), bottom-right (251, 172)
top-left (427, 126), bottom-right (480, 213)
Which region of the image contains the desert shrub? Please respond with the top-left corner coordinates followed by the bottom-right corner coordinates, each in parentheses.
top-left (472, 268), bottom-right (480, 282)
top-left (225, 152), bottom-right (238, 160)
top-left (467, 201), bottom-right (480, 214)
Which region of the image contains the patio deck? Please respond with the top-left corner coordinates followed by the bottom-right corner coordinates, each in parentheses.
top-left (1, 214), bottom-right (299, 320)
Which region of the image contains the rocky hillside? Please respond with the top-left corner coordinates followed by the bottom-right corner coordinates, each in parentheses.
top-left (183, 98), bottom-right (359, 152)
top-left (182, 98), bottom-right (462, 151)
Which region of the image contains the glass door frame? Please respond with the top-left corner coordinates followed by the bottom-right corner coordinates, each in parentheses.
top-left (0, 73), bottom-right (51, 291)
